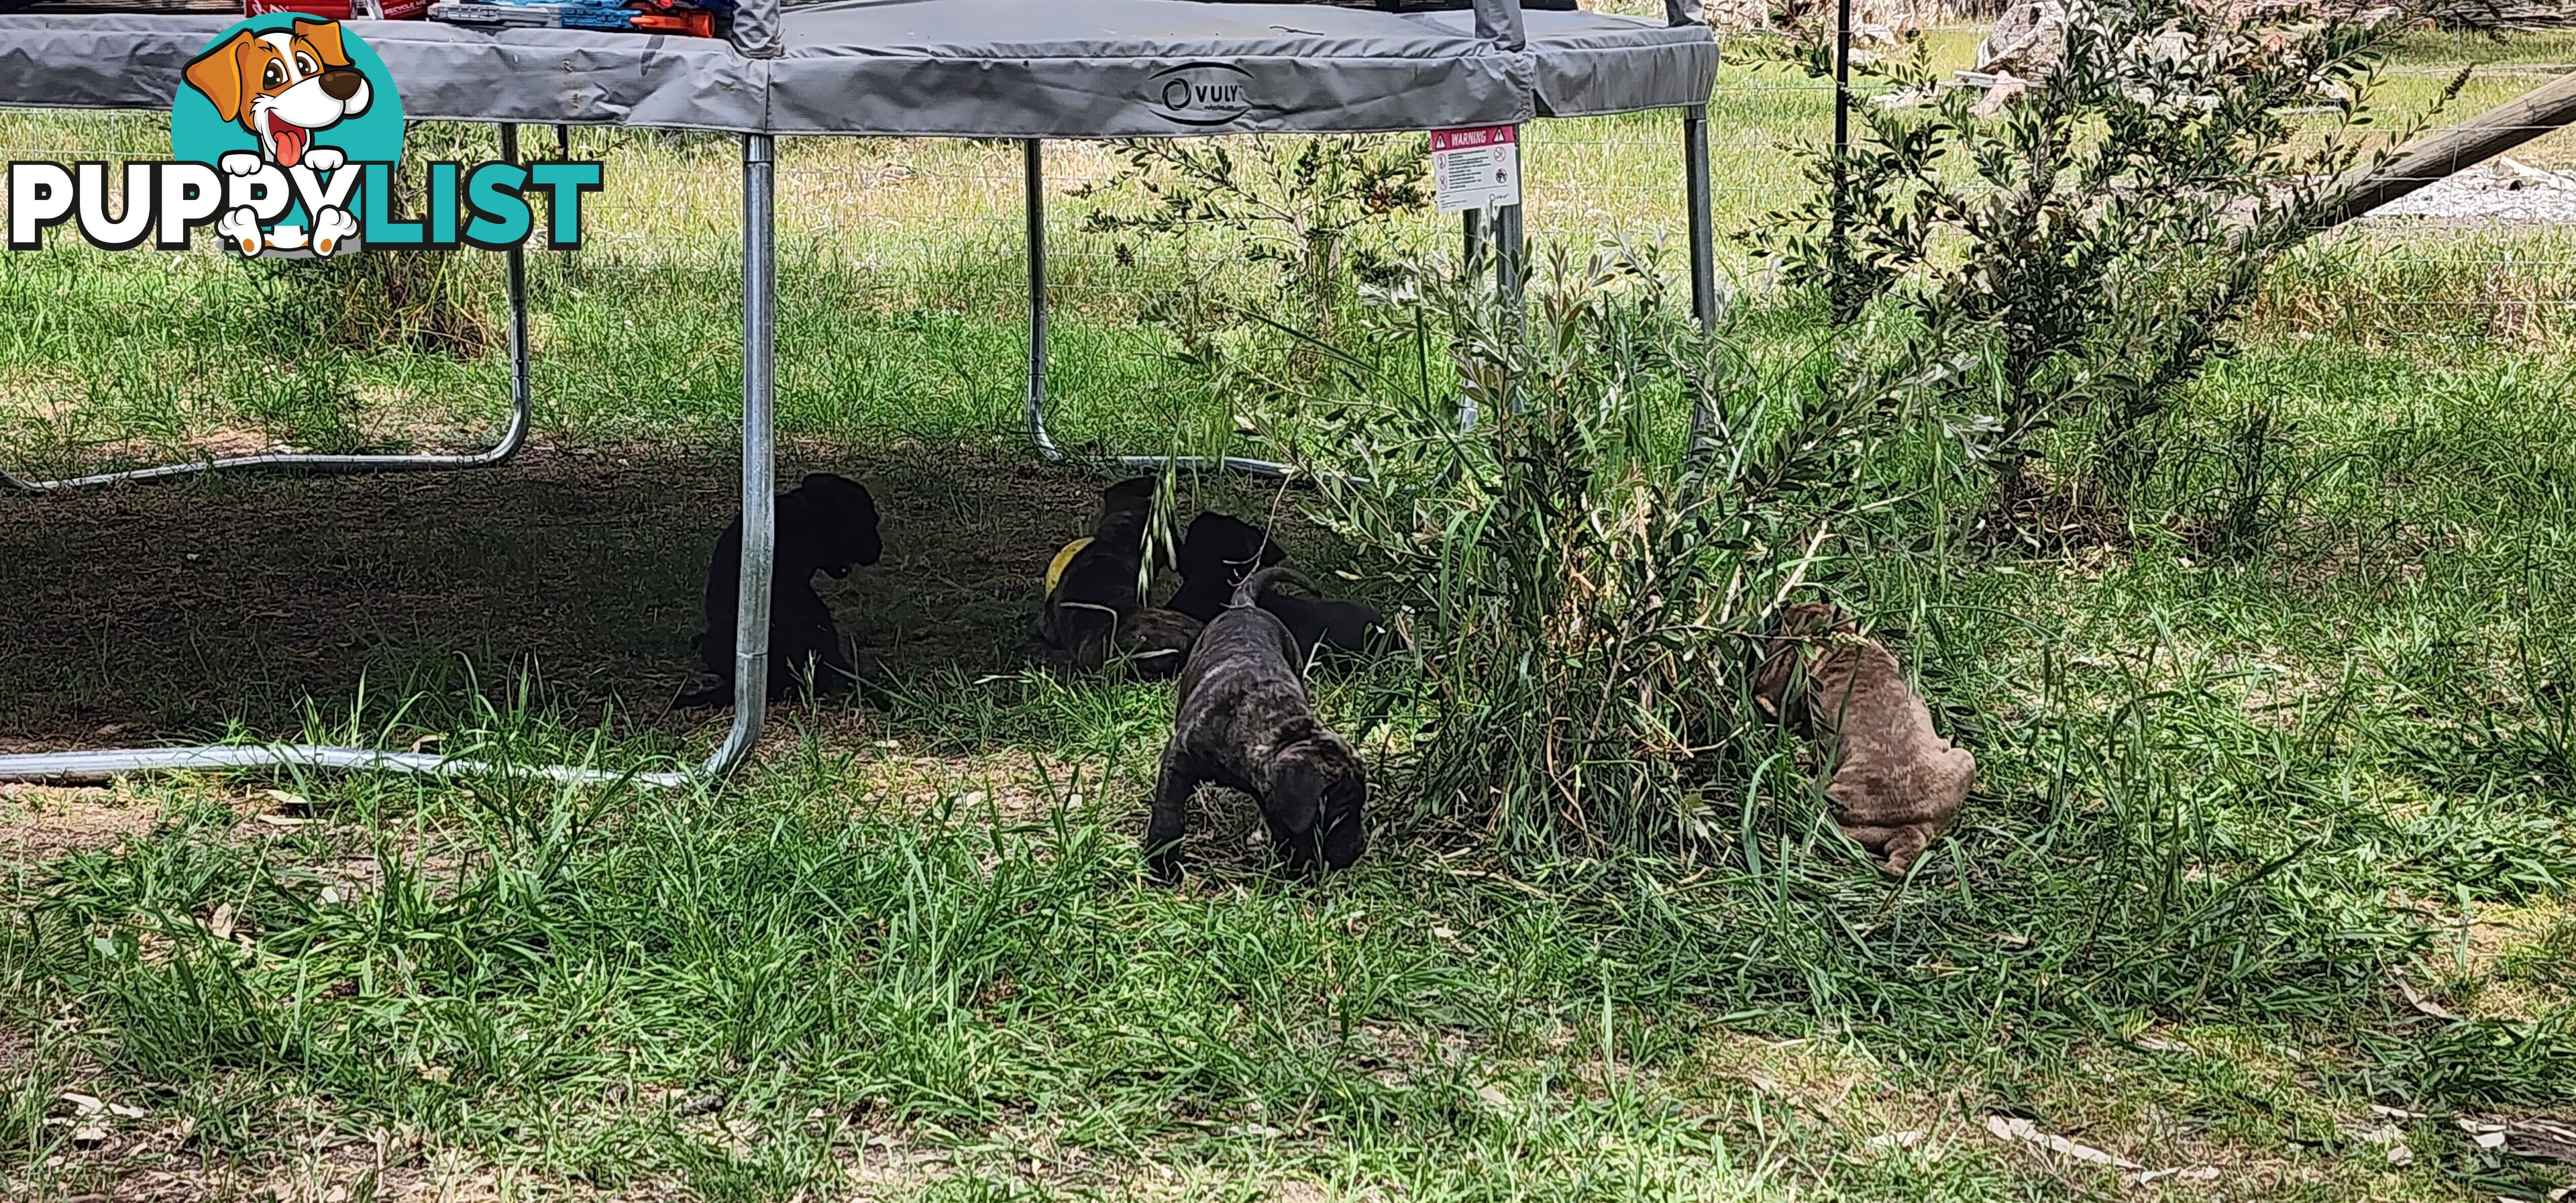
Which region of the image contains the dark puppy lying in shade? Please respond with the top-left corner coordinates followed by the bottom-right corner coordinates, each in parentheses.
top-left (1146, 566), bottom-right (1368, 882)
top-left (1114, 607), bottom-right (1205, 678)
top-left (1169, 511), bottom-right (1397, 662)
top-left (1261, 586), bottom-right (1399, 663)
top-left (1168, 512), bottom-right (1284, 623)
top-left (682, 472), bottom-right (883, 707)
top-left (1752, 601), bottom-right (1975, 877)
top-left (1040, 476), bottom-right (1201, 674)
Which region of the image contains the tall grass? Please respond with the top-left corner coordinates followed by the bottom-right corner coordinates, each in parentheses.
top-left (1246, 244), bottom-right (1946, 857)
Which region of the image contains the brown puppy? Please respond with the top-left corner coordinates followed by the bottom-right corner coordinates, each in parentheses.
top-left (1118, 607), bottom-right (1206, 679)
top-left (1753, 602), bottom-right (1974, 876)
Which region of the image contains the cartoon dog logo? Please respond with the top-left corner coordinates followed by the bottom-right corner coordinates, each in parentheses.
top-left (182, 18), bottom-right (370, 255)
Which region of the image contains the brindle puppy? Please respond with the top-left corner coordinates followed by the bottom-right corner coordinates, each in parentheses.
top-left (1753, 601), bottom-right (1974, 876)
top-left (1146, 566), bottom-right (1368, 882)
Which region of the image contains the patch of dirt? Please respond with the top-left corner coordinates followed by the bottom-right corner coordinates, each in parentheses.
top-left (0, 783), bottom-right (160, 861)
top-left (1970, 461), bottom-right (2138, 557)
top-left (23, 1122), bottom-right (676, 1203)
top-left (835, 747), bottom-right (1134, 823)
top-left (0, 442), bottom-right (1324, 751)
top-left (2412, 898), bottom-right (2576, 1022)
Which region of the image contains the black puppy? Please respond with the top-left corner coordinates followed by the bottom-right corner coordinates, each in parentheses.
top-left (1146, 566), bottom-right (1368, 882)
top-left (1259, 588), bottom-right (1399, 662)
top-left (1169, 511), bottom-right (1393, 660)
top-left (1039, 476), bottom-right (1160, 671)
top-left (1168, 512), bottom-right (1285, 623)
top-left (681, 472), bottom-right (883, 707)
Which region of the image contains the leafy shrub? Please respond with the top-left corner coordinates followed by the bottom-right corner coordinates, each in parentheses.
top-left (1076, 134), bottom-right (1430, 352)
top-left (1255, 244), bottom-right (1940, 855)
top-left (1751, 0), bottom-right (2447, 517)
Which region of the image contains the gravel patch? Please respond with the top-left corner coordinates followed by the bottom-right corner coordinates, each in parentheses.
top-left (2365, 158), bottom-right (2576, 225)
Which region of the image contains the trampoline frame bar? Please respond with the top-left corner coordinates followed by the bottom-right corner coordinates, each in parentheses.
top-left (1, 125), bottom-right (537, 494)
top-left (1684, 105), bottom-right (1716, 332)
top-left (1683, 104), bottom-right (1719, 448)
top-left (5, 97), bottom-right (1718, 789)
top-left (0, 132), bottom-right (784, 789)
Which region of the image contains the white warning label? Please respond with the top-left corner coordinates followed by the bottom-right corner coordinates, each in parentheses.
top-left (1431, 125), bottom-right (1520, 215)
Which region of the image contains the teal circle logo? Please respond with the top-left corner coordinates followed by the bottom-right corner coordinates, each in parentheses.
top-left (170, 14), bottom-right (402, 255)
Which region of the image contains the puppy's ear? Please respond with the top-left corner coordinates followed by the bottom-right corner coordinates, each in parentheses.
top-left (1265, 744), bottom-right (1330, 835)
top-left (293, 19), bottom-right (352, 69)
top-left (183, 31), bottom-right (256, 124)
top-left (1751, 637), bottom-right (1805, 731)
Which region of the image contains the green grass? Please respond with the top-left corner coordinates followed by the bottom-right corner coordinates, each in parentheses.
top-left (8, 24), bottom-right (2576, 1203)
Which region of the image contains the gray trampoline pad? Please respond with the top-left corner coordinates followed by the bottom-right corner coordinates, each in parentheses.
top-left (767, 0), bottom-right (1532, 136)
top-left (1525, 9), bottom-right (1719, 117)
top-left (0, 15), bottom-right (768, 129)
top-left (0, 1), bottom-right (1711, 136)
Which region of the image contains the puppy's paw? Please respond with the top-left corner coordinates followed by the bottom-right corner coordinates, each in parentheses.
top-left (303, 146), bottom-right (345, 174)
top-left (1144, 847), bottom-right (1185, 886)
top-left (215, 207), bottom-right (264, 256)
top-left (311, 207), bottom-right (359, 257)
top-left (219, 151), bottom-right (266, 177)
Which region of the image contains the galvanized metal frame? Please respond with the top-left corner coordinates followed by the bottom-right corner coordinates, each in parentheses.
top-left (0, 131), bottom-right (783, 788)
top-left (3, 96), bottom-right (1715, 790)
top-left (1, 125), bottom-right (536, 494)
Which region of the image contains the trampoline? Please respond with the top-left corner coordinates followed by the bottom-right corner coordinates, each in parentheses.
top-left (0, 0), bottom-right (1721, 786)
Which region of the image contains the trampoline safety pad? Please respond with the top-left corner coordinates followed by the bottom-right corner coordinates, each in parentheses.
top-left (0, 1), bottom-right (1715, 134)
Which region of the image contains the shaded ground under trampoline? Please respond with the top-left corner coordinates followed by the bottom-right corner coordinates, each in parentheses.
top-left (0, 445), bottom-right (1334, 752)
top-left (0, 0), bottom-right (1718, 781)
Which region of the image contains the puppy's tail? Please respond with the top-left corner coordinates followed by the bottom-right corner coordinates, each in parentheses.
top-left (1232, 565), bottom-right (1315, 609)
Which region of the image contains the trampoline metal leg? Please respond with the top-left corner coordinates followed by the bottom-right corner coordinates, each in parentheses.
top-left (1, 125), bottom-right (536, 494)
top-left (1494, 195), bottom-right (1525, 417)
top-left (1016, 139), bottom-right (1296, 479)
top-left (696, 133), bottom-right (779, 782)
top-left (1683, 105), bottom-right (1719, 452)
top-left (1023, 139), bottom-right (1059, 461)
top-left (0, 128), bottom-right (777, 790)
top-left (1684, 106), bottom-right (1717, 332)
